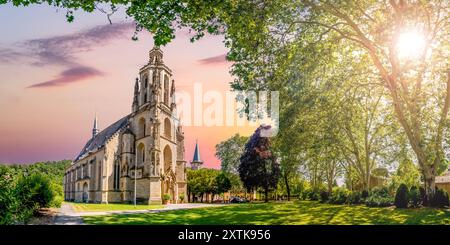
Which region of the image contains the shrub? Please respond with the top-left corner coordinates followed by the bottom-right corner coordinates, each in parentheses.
top-left (16, 173), bottom-right (54, 211)
top-left (409, 186), bottom-right (421, 208)
top-left (394, 184), bottom-right (409, 208)
top-left (329, 187), bottom-right (350, 204)
top-left (365, 186), bottom-right (393, 207)
top-left (347, 191), bottom-right (362, 204)
top-left (319, 191), bottom-right (330, 203)
top-left (371, 186), bottom-right (390, 198)
top-left (163, 194), bottom-right (171, 201)
top-left (430, 188), bottom-right (450, 208)
top-left (419, 187), bottom-right (427, 206)
top-left (361, 190), bottom-right (369, 199)
top-left (308, 189), bottom-right (321, 201)
top-left (365, 195), bottom-right (393, 207)
top-left (179, 193), bottom-right (185, 203)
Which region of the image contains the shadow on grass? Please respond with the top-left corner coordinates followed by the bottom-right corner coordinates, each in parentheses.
top-left (82, 201), bottom-right (450, 225)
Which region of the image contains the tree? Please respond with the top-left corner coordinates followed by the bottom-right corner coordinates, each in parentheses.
top-left (239, 125), bottom-right (281, 202)
top-left (216, 134), bottom-right (248, 174)
top-left (215, 172), bottom-right (232, 194)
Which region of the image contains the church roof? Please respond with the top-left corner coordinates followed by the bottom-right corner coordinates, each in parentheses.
top-left (74, 115), bottom-right (130, 162)
top-left (192, 141), bottom-right (202, 163)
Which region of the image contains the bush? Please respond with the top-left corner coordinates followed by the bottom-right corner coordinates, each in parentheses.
top-left (430, 188), bottom-right (450, 208)
top-left (163, 194), bottom-right (171, 201)
top-left (347, 191), bottom-right (362, 204)
top-left (308, 189), bottom-right (321, 201)
top-left (16, 173), bottom-right (54, 210)
top-left (365, 186), bottom-right (393, 207)
top-left (409, 186), bottom-right (421, 208)
top-left (371, 186), bottom-right (390, 198)
top-left (329, 187), bottom-right (350, 204)
top-left (361, 190), bottom-right (369, 199)
top-left (319, 191), bottom-right (330, 203)
top-left (419, 187), bottom-right (427, 206)
top-left (365, 195), bottom-right (393, 207)
top-left (394, 184), bottom-right (409, 208)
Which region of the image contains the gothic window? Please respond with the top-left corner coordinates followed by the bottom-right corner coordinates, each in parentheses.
top-left (164, 75), bottom-right (169, 105)
top-left (164, 118), bottom-right (171, 139)
top-left (144, 92), bottom-right (147, 103)
top-left (137, 143), bottom-right (145, 165)
top-left (113, 161), bottom-right (120, 190)
top-left (138, 118), bottom-right (146, 138)
top-left (97, 162), bottom-right (102, 190)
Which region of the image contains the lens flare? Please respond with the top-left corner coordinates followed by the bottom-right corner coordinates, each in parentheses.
top-left (396, 30), bottom-right (426, 60)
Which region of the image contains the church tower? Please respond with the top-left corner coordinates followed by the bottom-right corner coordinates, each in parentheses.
top-left (190, 140), bottom-right (203, 170)
top-left (125, 46), bottom-right (186, 204)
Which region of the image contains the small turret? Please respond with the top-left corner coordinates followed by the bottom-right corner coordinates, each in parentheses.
top-left (92, 113), bottom-right (99, 138)
top-left (149, 46), bottom-right (164, 64)
top-left (132, 78), bottom-right (139, 112)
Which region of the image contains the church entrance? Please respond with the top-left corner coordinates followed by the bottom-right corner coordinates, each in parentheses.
top-left (162, 145), bottom-right (175, 203)
top-left (82, 182), bottom-right (88, 203)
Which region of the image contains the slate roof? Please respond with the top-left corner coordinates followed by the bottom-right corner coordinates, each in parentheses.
top-left (192, 141), bottom-right (202, 162)
top-left (74, 115), bottom-right (130, 162)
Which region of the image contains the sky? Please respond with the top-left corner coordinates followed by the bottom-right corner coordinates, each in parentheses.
top-left (0, 3), bottom-right (256, 167)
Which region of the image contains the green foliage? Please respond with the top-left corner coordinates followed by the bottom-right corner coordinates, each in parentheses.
top-left (319, 191), bottom-right (329, 203)
top-left (430, 188), bottom-right (450, 208)
top-left (216, 134), bottom-right (248, 174)
top-left (163, 194), bottom-right (171, 201)
top-left (0, 160), bottom-right (69, 224)
top-left (347, 191), bottom-right (363, 205)
top-left (215, 172), bottom-right (232, 194)
top-left (329, 187), bottom-right (350, 205)
top-left (365, 187), bottom-right (393, 207)
top-left (409, 186), bottom-right (421, 208)
top-left (390, 160), bottom-right (421, 192)
top-left (187, 168), bottom-right (235, 202)
top-left (394, 184), bottom-right (409, 208)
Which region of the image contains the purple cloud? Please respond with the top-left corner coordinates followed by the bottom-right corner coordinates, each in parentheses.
top-left (22, 22), bottom-right (135, 66)
top-left (198, 54), bottom-right (228, 65)
top-left (27, 66), bottom-right (104, 89)
top-left (0, 22), bottom-right (134, 67)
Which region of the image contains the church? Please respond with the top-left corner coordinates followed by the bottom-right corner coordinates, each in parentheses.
top-left (63, 47), bottom-right (187, 204)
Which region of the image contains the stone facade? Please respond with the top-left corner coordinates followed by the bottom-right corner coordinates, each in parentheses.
top-left (63, 47), bottom-right (187, 204)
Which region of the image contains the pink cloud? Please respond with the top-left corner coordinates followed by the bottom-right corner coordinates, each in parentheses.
top-left (27, 66), bottom-right (104, 89)
top-left (198, 53), bottom-right (228, 65)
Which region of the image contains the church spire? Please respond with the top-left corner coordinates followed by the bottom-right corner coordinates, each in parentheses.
top-left (191, 139), bottom-right (203, 170)
top-left (92, 113), bottom-right (99, 138)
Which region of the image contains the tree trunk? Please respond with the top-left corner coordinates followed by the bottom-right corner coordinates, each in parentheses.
top-left (264, 188), bottom-right (269, 203)
top-left (423, 167), bottom-right (436, 204)
top-left (284, 174), bottom-right (291, 201)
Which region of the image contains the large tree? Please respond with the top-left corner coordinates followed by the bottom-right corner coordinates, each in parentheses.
top-left (239, 125), bottom-right (280, 202)
top-left (215, 134), bottom-right (248, 174)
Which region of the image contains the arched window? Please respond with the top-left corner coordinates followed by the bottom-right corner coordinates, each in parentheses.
top-left (164, 118), bottom-right (171, 139)
top-left (113, 161), bottom-right (119, 190)
top-left (164, 75), bottom-right (169, 105)
top-left (137, 143), bottom-right (145, 165)
top-left (138, 118), bottom-right (146, 138)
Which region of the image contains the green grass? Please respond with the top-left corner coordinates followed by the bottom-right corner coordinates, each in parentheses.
top-left (70, 202), bottom-right (164, 212)
top-left (82, 201), bottom-right (450, 225)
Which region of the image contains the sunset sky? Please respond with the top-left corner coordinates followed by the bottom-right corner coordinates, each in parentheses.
top-left (0, 3), bottom-right (256, 167)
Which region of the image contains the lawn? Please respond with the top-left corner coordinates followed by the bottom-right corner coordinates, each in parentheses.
top-left (70, 202), bottom-right (164, 212)
top-left (82, 201), bottom-right (450, 225)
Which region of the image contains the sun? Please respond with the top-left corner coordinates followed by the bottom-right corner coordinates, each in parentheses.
top-left (395, 30), bottom-right (426, 60)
